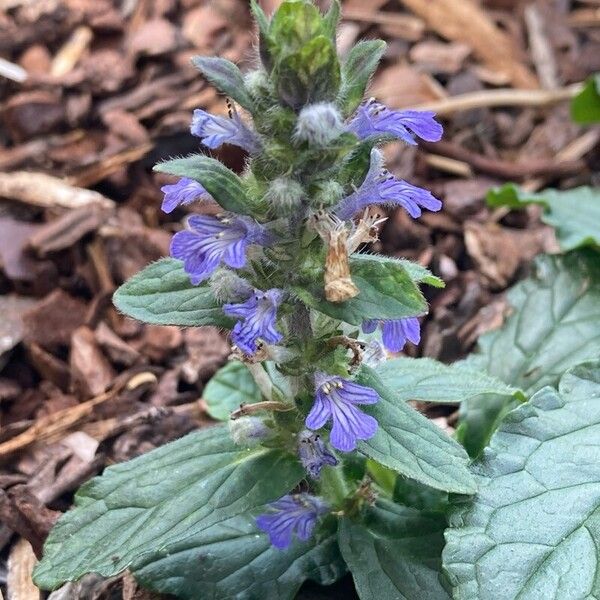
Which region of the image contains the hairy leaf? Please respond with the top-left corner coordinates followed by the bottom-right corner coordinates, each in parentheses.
top-left (191, 56), bottom-right (255, 111)
top-left (113, 258), bottom-right (232, 328)
top-left (340, 499), bottom-right (449, 600)
top-left (357, 366), bottom-right (476, 494)
top-left (34, 425), bottom-right (304, 591)
top-left (444, 361), bottom-right (600, 600)
top-left (204, 361), bottom-right (261, 420)
top-left (352, 253), bottom-right (445, 288)
top-left (154, 155), bottom-right (251, 215)
top-left (487, 184), bottom-right (600, 250)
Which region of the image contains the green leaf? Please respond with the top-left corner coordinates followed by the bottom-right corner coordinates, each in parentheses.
top-left (295, 256), bottom-right (427, 326)
top-left (443, 361), bottom-right (600, 600)
top-left (135, 515), bottom-right (346, 600)
top-left (191, 56), bottom-right (255, 111)
top-left (154, 155), bottom-right (252, 215)
top-left (204, 361), bottom-right (262, 420)
top-left (34, 424), bottom-right (305, 591)
top-left (487, 183), bottom-right (600, 250)
top-left (466, 250), bottom-right (600, 395)
top-left (571, 74), bottom-right (600, 124)
top-left (323, 0), bottom-right (341, 40)
top-left (340, 499), bottom-right (450, 600)
top-left (339, 40), bottom-right (387, 115)
top-left (356, 366), bottom-right (476, 494)
top-left (376, 357), bottom-right (519, 403)
top-left (113, 258), bottom-right (232, 328)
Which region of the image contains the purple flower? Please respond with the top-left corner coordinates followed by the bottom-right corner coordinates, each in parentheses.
top-left (333, 149), bottom-right (442, 220)
top-left (191, 108), bottom-right (261, 153)
top-left (170, 215), bottom-right (270, 285)
top-left (160, 178), bottom-right (208, 214)
top-left (348, 98), bottom-right (443, 145)
top-left (223, 288), bottom-right (284, 354)
top-left (256, 493), bottom-right (329, 550)
top-left (306, 373), bottom-right (379, 452)
top-left (362, 317), bottom-right (421, 353)
top-left (297, 430), bottom-right (338, 478)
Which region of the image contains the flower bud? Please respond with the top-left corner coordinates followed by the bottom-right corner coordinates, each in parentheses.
top-left (312, 180), bottom-right (344, 208)
top-left (294, 103), bottom-right (344, 147)
top-left (209, 269), bottom-right (253, 303)
top-left (229, 417), bottom-right (273, 447)
top-left (244, 69), bottom-right (271, 101)
top-left (264, 177), bottom-right (305, 216)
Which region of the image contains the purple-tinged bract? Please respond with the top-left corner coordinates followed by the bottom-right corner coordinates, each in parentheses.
top-left (297, 430), bottom-right (338, 478)
top-left (306, 373), bottom-right (379, 452)
top-left (170, 215), bottom-right (270, 285)
top-left (348, 99), bottom-right (443, 145)
top-left (256, 494), bottom-right (329, 550)
top-left (223, 288), bottom-right (284, 354)
top-left (191, 108), bottom-right (261, 153)
top-left (363, 317), bottom-right (421, 353)
top-left (161, 178), bottom-right (207, 214)
top-left (333, 149), bottom-right (442, 220)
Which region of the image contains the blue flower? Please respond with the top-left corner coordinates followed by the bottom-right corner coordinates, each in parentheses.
top-left (362, 317), bottom-right (421, 353)
top-left (348, 98), bottom-right (443, 145)
top-left (223, 288), bottom-right (284, 354)
top-left (306, 373), bottom-right (379, 452)
top-left (333, 149), bottom-right (442, 220)
top-left (160, 178), bottom-right (207, 214)
top-left (297, 430), bottom-right (338, 478)
top-left (170, 215), bottom-right (270, 285)
top-left (191, 108), bottom-right (261, 153)
top-left (256, 493), bottom-right (329, 550)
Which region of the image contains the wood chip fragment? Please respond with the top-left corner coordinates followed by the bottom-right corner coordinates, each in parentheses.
top-left (50, 26), bottom-right (93, 77)
top-left (7, 538), bottom-right (41, 600)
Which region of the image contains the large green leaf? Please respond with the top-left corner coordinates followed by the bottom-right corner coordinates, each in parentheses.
top-left (339, 40), bottom-right (387, 115)
top-left (113, 258), bottom-right (232, 328)
top-left (443, 361), bottom-right (600, 600)
top-left (295, 256), bottom-right (427, 326)
top-left (154, 155), bottom-right (251, 215)
top-left (34, 424), bottom-right (304, 591)
top-left (466, 250), bottom-right (600, 395)
top-left (487, 184), bottom-right (600, 251)
top-left (191, 56), bottom-right (255, 112)
top-left (134, 515), bottom-right (345, 600)
top-left (356, 366), bottom-right (476, 494)
top-left (204, 361), bottom-right (262, 420)
top-left (340, 499), bottom-right (449, 600)
top-left (571, 74), bottom-right (600, 125)
top-left (376, 357), bottom-right (519, 403)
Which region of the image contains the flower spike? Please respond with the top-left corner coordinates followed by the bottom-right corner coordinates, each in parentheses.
top-left (306, 373), bottom-right (379, 452)
top-left (348, 98), bottom-right (443, 145)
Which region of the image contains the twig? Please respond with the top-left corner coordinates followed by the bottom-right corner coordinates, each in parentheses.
top-left (0, 57), bottom-right (27, 82)
top-left (524, 5), bottom-right (558, 89)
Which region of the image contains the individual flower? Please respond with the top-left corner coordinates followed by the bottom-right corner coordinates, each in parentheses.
top-left (362, 317), bottom-right (421, 353)
top-left (306, 373), bottom-right (379, 452)
top-left (297, 430), bottom-right (338, 478)
top-left (294, 102), bottom-right (345, 146)
top-left (170, 215), bottom-right (270, 285)
top-left (348, 98), bottom-right (443, 145)
top-left (333, 149), bottom-right (442, 220)
top-left (160, 178), bottom-right (207, 214)
top-left (256, 493), bottom-right (329, 550)
top-left (191, 107), bottom-right (261, 153)
top-left (223, 288), bottom-right (284, 354)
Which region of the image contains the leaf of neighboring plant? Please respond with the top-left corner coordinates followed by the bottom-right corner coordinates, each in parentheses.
top-left (444, 361), bottom-right (600, 600)
top-left (154, 155), bottom-right (252, 215)
top-left (340, 499), bottom-right (449, 600)
top-left (191, 56), bottom-right (255, 111)
top-left (339, 40), bottom-right (387, 115)
top-left (376, 357), bottom-right (519, 403)
top-left (113, 258), bottom-right (232, 328)
top-left (204, 361), bottom-right (262, 420)
top-left (455, 392), bottom-right (520, 458)
top-left (571, 74), bottom-right (600, 124)
top-left (134, 515), bottom-right (346, 600)
top-left (295, 257), bottom-right (427, 326)
top-left (34, 425), bottom-right (304, 590)
top-left (487, 184), bottom-right (600, 251)
top-left (465, 250), bottom-right (600, 395)
top-left (357, 366), bottom-right (476, 494)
